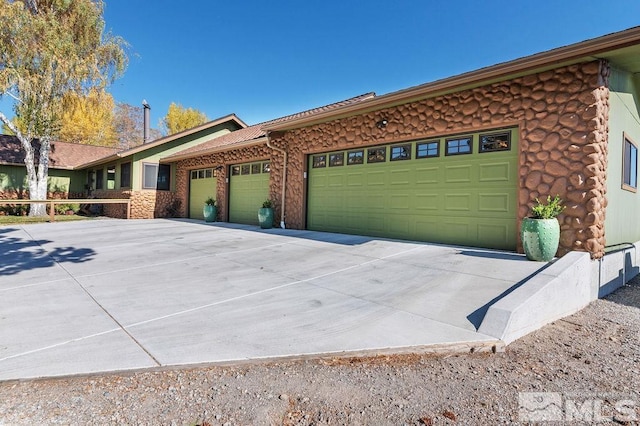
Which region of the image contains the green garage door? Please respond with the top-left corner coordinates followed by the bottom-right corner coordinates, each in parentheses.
top-left (307, 128), bottom-right (518, 250)
top-left (189, 167), bottom-right (217, 220)
top-left (229, 161), bottom-right (270, 225)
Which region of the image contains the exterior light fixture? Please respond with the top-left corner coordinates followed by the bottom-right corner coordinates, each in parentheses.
top-left (376, 119), bottom-right (388, 128)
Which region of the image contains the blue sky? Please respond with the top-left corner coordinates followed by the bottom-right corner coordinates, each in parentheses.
top-left (4, 1), bottom-right (640, 130)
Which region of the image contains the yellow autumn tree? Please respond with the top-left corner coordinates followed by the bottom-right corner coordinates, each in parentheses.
top-left (162, 102), bottom-right (208, 135)
top-left (59, 89), bottom-right (118, 146)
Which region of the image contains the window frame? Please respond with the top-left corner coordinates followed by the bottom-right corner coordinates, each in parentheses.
top-left (120, 162), bottom-right (131, 189)
top-left (415, 140), bottom-right (440, 159)
top-left (312, 154), bottom-right (327, 168)
top-left (622, 132), bottom-right (638, 193)
top-left (367, 146), bottom-right (386, 164)
top-left (156, 164), bottom-right (171, 191)
top-left (329, 152), bottom-right (344, 167)
top-left (347, 150), bottom-right (364, 165)
top-left (106, 165), bottom-right (116, 190)
top-left (95, 168), bottom-right (104, 190)
top-left (390, 144), bottom-right (411, 161)
top-left (479, 131), bottom-right (511, 153)
top-left (445, 136), bottom-right (473, 156)
top-left (142, 163), bottom-right (158, 189)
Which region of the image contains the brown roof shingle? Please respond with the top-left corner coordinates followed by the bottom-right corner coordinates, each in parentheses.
top-left (0, 135), bottom-right (119, 169)
top-left (163, 92), bottom-right (376, 161)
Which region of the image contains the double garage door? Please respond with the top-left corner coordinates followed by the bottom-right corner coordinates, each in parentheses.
top-left (228, 161), bottom-right (271, 225)
top-left (307, 128), bottom-right (519, 250)
top-left (189, 162), bottom-right (270, 224)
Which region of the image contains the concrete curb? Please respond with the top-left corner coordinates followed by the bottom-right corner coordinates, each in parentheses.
top-left (478, 251), bottom-right (592, 345)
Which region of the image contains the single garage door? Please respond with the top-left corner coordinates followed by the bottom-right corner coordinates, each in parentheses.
top-left (307, 128), bottom-right (518, 250)
top-left (229, 161), bottom-right (270, 225)
top-left (189, 167), bottom-right (217, 220)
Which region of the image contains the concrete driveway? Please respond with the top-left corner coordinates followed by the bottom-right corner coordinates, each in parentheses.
top-left (0, 219), bottom-right (546, 381)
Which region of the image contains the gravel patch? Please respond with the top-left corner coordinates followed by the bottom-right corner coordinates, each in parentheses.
top-left (1, 276), bottom-right (639, 425)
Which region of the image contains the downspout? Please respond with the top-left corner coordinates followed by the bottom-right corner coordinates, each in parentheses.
top-left (265, 132), bottom-right (287, 229)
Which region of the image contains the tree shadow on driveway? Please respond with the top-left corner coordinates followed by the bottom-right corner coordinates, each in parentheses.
top-left (0, 228), bottom-right (95, 276)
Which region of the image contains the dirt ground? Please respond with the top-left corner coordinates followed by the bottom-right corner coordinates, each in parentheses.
top-left (1, 277), bottom-right (639, 425)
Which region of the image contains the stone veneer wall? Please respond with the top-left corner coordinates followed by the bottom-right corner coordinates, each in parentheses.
top-left (174, 145), bottom-right (272, 220)
top-left (93, 189), bottom-right (179, 219)
top-left (267, 60), bottom-right (610, 259)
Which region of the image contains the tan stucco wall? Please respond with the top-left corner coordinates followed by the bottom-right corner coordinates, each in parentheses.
top-left (265, 60), bottom-right (610, 258)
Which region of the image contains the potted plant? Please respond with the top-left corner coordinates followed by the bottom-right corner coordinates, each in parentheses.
top-left (203, 197), bottom-right (217, 223)
top-left (521, 195), bottom-right (565, 261)
top-left (258, 199), bottom-right (274, 229)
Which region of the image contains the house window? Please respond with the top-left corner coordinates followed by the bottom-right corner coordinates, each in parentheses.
top-left (623, 133), bottom-right (638, 192)
top-left (312, 155), bottom-right (326, 168)
top-left (347, 150), bottom-right (364, 165)
top-left (480, 131), bottom-right (511, 152)
top-left (416, 141), bottom-right (439, 158)
top-left (390, 144), bottom-right (411, 161)
top-left (143, 163), bottom-right (171, 190)
top-left (446, 136), bottom-right (472, 155)
top-left (120, 162), bottom-right (131, 188)
top-left (142, 163), bottom-right (171, 191)
top-left (367, 147), bottom-right (386, 163)
top-left (106, 166), bottom-right (116, 189)
top-left (95, 168), bottom-right (103, 189)
top-left (157, 164), bottom-right (170, 190)
top-left (329, 153), bottom-right (344, 167)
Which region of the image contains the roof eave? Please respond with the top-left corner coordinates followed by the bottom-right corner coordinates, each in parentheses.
top-left (160, 137), bottom-right (268, 163)
top-left (117, 113), bottom-right (247, 157)
top-left (75, 153), bottom-right (121, 170)
top-left (264, 26), bottom-right (640, 132)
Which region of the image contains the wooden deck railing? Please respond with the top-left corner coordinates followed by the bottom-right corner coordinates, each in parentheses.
top-left (0, 199), bottom-right (131, 222)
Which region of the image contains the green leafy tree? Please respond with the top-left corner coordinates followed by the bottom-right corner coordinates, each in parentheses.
top-left (162, 102), bottom-right (208, 135)
top-left (0, 0), bottom-right (127, 215)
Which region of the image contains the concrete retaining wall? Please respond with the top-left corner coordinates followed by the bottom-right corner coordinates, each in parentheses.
top-left (479, 239), bottom-right (640, 345)
top-left (478, 252), bottom-right (592, 344)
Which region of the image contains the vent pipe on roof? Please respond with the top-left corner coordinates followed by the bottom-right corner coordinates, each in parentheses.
top-left (142, 100), bottom-right (150, 143)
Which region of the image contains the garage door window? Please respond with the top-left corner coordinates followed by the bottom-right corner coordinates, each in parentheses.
top-left (416, 141), bottom-right (439, 158)
top-left (480, 131), bottom-right (511, 153)
top-left (263, 162), bottom-right (271, 173)
top-left (312, 155), bottom-right (327, 168)
top-left (367, 147), bottom-right (386, 163)
top-left (329, 153), bottom-right (344, 167)
top-left (446, 136), bottom-right (472, 155)
top-left (390, 144), bottom-right (411, 161)
top-left (347, 150), bottom-right (364, 165)
top-left (191, 168), bottom-right (216, 180)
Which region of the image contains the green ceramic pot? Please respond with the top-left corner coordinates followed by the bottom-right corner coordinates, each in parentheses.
top-left (203, 205), bottom-right (216, 222)
top-left (521, 217), bottom-right (560, 261)
top-left (258, 207), bottom-right (273, 229)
